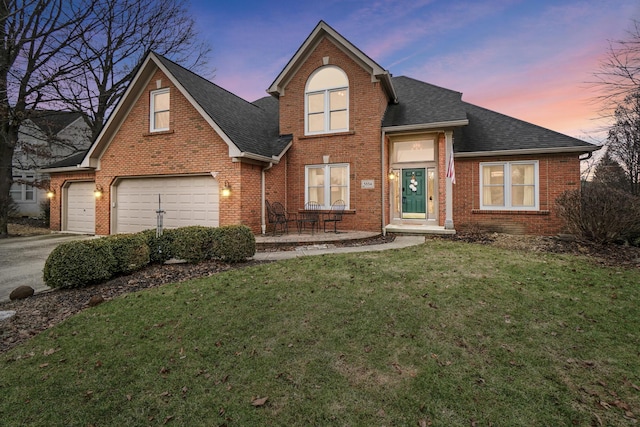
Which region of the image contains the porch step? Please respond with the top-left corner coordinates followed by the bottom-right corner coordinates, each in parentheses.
top-left (385, 224), bottom-right (456, 235)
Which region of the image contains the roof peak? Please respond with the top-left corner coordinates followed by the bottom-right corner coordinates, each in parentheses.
top-left (267, 20), bottom-right (397, 102)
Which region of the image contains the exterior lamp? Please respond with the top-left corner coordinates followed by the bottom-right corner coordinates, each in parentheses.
top-left (388, 169), bottom-right (396, 180)
top-left (221, 181), bottom-right (231, 197)
top-left (94, 185), bottom-right (103, 199)
top-left (46, 189), bottom-right (55, 199)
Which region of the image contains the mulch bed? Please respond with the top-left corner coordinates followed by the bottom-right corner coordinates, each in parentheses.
top-left (1, 231), bottom-right (639, 355)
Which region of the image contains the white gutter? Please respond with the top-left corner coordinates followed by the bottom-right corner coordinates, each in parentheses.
top-left (261, 162), bottom-right (274, 234)
top-left (232, 152), bottom-right (280, 163)
top-left (382, 119), bottom-right (469, 133)
top-left (38, 165), bottom-right (94, 173)
top-left (455, 145), bottom-right (601, 158)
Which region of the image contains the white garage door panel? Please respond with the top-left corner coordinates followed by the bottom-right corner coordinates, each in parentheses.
top-left (115, 176), bottom-right (219, 234)
top-left (66, 182), bottom-right (95, 234)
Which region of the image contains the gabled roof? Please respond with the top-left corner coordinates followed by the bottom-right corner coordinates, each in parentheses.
top-left (268, 20), bottom-right (397, 103)
top-left (383, 76), bottom-right (598, 155)
top-left (154, 55), bottom-right (291, 159)
top-left (81, 52), bottom-right (290, 168)
top-left (29, 110), bottom-right (83, 136)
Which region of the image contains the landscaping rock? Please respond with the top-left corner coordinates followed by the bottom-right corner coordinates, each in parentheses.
top-left (9, 286), bottom-right (34, 300)
top-left (0, 311), bottom-right (16, 321)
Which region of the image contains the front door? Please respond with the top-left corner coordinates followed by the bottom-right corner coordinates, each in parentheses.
top-left (402, 168), bottom-right (426, 219)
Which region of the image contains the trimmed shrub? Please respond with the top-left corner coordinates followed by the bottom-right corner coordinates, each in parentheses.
top-left (170, 225), bottom-right (255, 263)
top-left (102, 233), bottom-right (150, 274)
top-left (556, 183), bottom-right (640, 244)
top-left (171, 226), bottom-right (217, 263)
top-left (141, 229), bottom-right (175, 264)
top-left (211, 225), bottom-right (256, 262)
top-left (44, 239), bottom-right (117, 289)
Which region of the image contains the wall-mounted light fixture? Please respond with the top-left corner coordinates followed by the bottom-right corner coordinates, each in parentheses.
top-left (388, 168), bottom-right (397, 180)
top-left (46, 189), bottom-right (55, 199)
top-left (221, 181), bottom-right (231, 197)
top-left (94, 185), bottom-right (103, 199)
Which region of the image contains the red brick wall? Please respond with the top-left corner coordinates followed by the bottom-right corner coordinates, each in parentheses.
top-left (48, 172), bottom-right (96, 232)
top-left (278, 37), bottom-right (389, 232)
top-left (452, 153), bottom-right (581, 235)
top-left (53, 68), bottom-right (259, 235)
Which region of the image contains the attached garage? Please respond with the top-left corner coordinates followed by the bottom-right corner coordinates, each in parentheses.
top-left (113, 175), bottom-right (219, 234)
top-left (64, 181), bottom-right (96, 234)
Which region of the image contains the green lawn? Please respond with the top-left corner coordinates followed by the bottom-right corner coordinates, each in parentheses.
top-left (1, 239), bottom-right (638, 426)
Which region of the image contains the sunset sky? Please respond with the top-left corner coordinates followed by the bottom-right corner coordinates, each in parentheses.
top-left (189, 0), bottom-right (640, 143)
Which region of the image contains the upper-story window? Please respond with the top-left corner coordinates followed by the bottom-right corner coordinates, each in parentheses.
top-left (305, 66), bottom-right (348, 135)
top-left (150, 88), bottom-right (170, 132)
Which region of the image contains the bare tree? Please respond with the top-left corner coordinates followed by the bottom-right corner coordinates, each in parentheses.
top-left (0, 0), bottom-right (95, 238)
top-left (593, 19), bottom-right (640, 114)
top-left (592, 19), bottom-right (640, 196)
top-left (607, 90), bottom-right (640, 195)
top-left (1, 0), bottom-right (211, 237)
top-left (55, 0), bottom-right (211, 141)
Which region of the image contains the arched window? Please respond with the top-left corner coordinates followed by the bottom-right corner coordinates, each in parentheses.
top-left (305, 66), bottom-right (349, 135)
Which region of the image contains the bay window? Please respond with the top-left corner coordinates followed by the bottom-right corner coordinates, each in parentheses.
top-left (480, 161), bottom-right (538, 210)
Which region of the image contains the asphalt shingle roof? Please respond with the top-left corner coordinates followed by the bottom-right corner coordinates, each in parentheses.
top-left (42, 150), bottom-right (87, 169)
top-left (29, 110), bottom-right (83, 135)
top-left (383, 76), bottom-right (467, 127)
top-left (155, 55), bottom-right (288, 158)
top-left (384, 75), bottom-right (596, 153)
top-left (453, 102), bottom-right (594, 153)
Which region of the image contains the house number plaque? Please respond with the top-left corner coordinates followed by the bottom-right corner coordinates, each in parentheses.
top-left (361, 179), bottom-right (375, 189)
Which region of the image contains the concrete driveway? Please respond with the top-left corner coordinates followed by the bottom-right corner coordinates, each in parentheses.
top-left (0, 233), bottom-right (93, 302)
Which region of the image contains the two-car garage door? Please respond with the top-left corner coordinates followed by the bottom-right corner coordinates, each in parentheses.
top-left (114, 176), bottom-right (219, 234)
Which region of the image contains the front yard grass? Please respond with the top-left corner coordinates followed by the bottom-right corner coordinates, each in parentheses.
top-left (1, 239), bottom-right (638, 426)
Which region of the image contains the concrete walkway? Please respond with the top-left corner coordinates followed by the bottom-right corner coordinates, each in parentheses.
top-left (253, 235), bottom-right (426, 261)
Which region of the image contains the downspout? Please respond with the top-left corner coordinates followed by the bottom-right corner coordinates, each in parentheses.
top-left (579, 151), bottom-right (593, 161)
top-left (261, 162), bottom-right (273, 234)
top-left (381, 129), bottom-right (386, 236)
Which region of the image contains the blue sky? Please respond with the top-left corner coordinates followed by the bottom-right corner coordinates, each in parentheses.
top-left (189, 0), bottom-right (640, 142)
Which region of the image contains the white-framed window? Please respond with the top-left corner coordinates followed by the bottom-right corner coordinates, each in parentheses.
top-left (305, 66), bottom-right (348, 135)
top-left (10, 173), bottom-right (36, 202)
top-left (305, 163), bottom-right (349, 209)
top-left (480, 161), bottom-right (538, 210)
top-left (150, 88), bottom-right (170, 132)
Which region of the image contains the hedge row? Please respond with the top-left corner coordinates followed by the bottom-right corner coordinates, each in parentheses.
top-left (44, 225), bottom-right (256, 289)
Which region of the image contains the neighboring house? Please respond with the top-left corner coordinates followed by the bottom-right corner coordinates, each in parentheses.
top-left (11, 110), bottom-right (91, 217)
top-left (42, 21), bottom-right (598, 236)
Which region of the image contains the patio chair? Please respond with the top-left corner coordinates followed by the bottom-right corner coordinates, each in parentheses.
top-left (265, 200), bottom-right (287, 235)
top-left (272, 202), bottom-right (296, 234)
top-left (297, 201), bottom-right (321, 234)
top-left (323, 199), bottom-right (345, 233)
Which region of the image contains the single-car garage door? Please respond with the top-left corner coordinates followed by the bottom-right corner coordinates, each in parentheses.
top-left (65, 181), bottom-right (96, 234)
top-left (114, 176), bottom-right (219, 234)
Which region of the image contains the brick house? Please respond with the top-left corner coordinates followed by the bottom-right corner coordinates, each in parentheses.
top-left (43, 21), bottom-right (598, 236)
